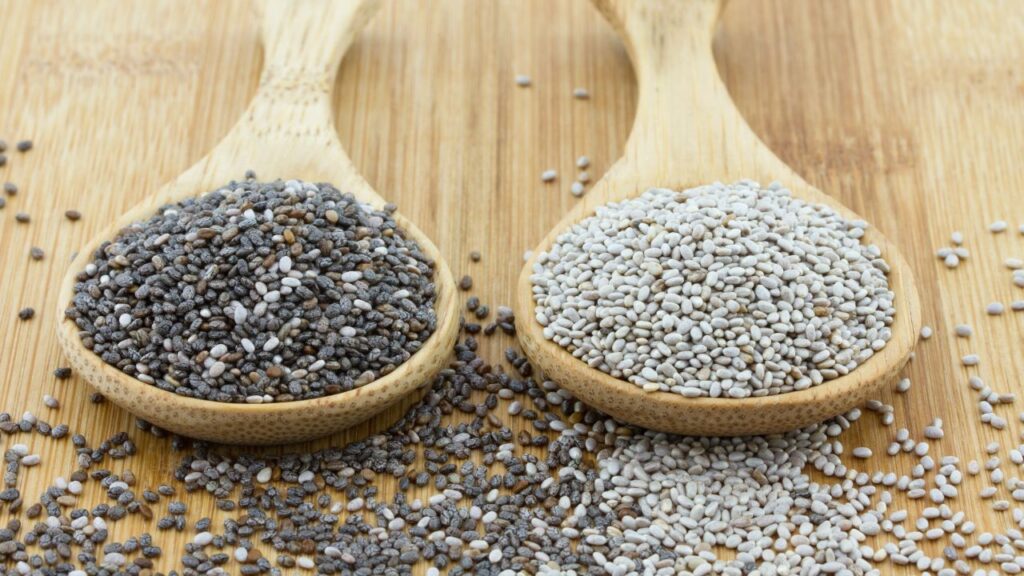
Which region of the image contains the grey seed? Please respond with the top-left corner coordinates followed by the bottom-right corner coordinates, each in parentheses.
top-left (987, 302), bottom-right (1005, 315)
top-left (920, 325), bottom-right (933, 339)
top-left (531, 181), bottom-right (894, 398)
top-left (852, 447), bottom-right (872, 459)
top-left (576, 155), bottom-right (590, 169)
top-left (572, 87), bottom-right (590, 99)
top-left (514, 74), bottom-right (531, 87)
top-left (541, 169), bottom-right (557, 182)
top-left (954, 324), bottom-right (972, 337)
top-left (570, 181), bottom-right (585, 197)
top-left (990, 220), bottom-right (1009, 233)
top-left (962, 354), bottom-right (980, 366)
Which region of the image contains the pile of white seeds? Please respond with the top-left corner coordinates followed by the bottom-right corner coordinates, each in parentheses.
top-left (531, 180), bottom-right (896, 397)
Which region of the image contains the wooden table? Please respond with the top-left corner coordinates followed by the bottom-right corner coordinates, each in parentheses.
top-left (0, 0), bottom-right (1022, 573)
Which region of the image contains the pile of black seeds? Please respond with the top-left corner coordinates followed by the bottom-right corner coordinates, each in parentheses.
top-left (67, 179), bottom-right (438, 403)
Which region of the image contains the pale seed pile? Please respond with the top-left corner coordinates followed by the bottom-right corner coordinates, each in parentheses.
top-left (531, 180), bottom-right (896, 397)
top-left (67, 179), bottom-right (437, 403)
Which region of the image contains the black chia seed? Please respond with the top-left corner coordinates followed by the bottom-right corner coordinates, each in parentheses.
top-left (67, 179), bottom-right (438, 403)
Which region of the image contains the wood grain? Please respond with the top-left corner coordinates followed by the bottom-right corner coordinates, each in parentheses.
top-left (0, 0), bottom-right (1021, 573)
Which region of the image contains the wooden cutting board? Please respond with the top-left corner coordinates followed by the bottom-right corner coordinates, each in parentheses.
top-left (0, 0), bottom-right (1022, 573)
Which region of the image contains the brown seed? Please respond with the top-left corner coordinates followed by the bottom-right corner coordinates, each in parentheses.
top-left (17, 308), bottom-right (34, 320)
top-left (64, 209), bottom-right (81, 221)
top-left (15, 140), bottom-right (31, 152)
top-left (0, 155), bottom-right (6, 167)
top-left (2, 182), bottom-right (15, 196)
top-left (29, 247), bottom-right (44, 261)
top-left (469, 251), bottom-right (481, 262)
top-left (14, 212), bottom-right (29, 223)
top-left (459, 275), bottom-right (473, 291)
top-left (325, 209), bottom-right (339, 223)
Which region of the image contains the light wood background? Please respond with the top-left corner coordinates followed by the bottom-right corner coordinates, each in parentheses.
top-left (0, 0), bottom-right (1022, 573)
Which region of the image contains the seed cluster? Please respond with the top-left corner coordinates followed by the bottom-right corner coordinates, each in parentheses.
top-left (531, 180), bottom-right (896, 397)
top-left (68, 179), bottom-right (437, 403)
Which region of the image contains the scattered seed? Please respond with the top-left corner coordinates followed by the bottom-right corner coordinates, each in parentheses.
top-left (514, 74), bottom-right (531, 87)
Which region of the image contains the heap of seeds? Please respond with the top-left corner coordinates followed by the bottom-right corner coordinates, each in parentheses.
top-left (531, 180), bottom-right (896, 397)
top-left (67, 179), bottom-right (437, 403)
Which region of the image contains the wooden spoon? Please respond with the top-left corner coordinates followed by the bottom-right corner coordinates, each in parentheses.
top-left (55, 0), bottom-right (460, 445)
top-left (515, 0), bottom-right (921, 436)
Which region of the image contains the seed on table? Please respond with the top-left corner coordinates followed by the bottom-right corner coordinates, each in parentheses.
top-left (987, 302), bottom-right (1005, 315)
top-left (0, 155), bottom-right (5, 167)
top-left (896, 378), bottom-right (911, 393)
top-left (14, 212), bottom-right (29, 223)
top-left (469, 250), bottom-right (481, 262)
top-left (951, 231), bottom-right (964, 245)
top-left (15, 140), bottom-right (31, 152)
top-left (541, 169), bottom-right (557, 182)
top-left (955, 324), bottom-right (972, 337)
top-left (20, 455), bottom-right (40, 466)
top-left (990, 220), bottom-right (1008, 233)
top-left (920, 325), bottom-right (933, 339)
top-left (572, 87), bottom-right (590, 99)
top-left (42, 395), bottom-right (59, 409)
top-left (852, 447), bottom-right (873, 459)
top-left (962, 354), bottom-right (980, 366)
top-left (29, 247), bottom-right (44, 261)
top-left (514, 74), bottom-right (531, 87)
top-left (1012, 300), bottom-right (1024, 311)
top-left (17, 308), bottom-right (34, 320)
top-left (2, 182), bottom-right (15, 196)
top-left (459, 275), bottom-right (473, 290)
top-left (53, 367), bottom-right (71, 379)
top-left (577, 171), bottom-right (590, 183)
top-left (64, 209), bottom-right (81, 221)
top-left (1006, 258), bottom-right (1024, 269)
top-left (570, 181), bottom-right (585, 197)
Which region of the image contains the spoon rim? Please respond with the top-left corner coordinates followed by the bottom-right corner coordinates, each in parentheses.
top-left (515, 179), bottom-right (921, 432)
top-left (56, 208), bottom-right (460, 418)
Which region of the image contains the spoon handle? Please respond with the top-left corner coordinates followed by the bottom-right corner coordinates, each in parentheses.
top-left (592, 0), bottom-right (799, 195)
top-left (239, 0), bottom-right (380, 143)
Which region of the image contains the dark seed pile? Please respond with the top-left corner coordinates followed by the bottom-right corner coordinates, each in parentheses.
top-left (67, 179), bottom-right (438, 403)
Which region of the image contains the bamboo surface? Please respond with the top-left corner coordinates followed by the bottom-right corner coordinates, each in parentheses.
top-left (0, 0), bottom-right (1022, 573)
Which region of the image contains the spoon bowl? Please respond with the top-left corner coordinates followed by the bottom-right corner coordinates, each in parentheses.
top-left (515, 0), bottom-right (921, 436)
top-left (55, 0), bottom-right (460, 445)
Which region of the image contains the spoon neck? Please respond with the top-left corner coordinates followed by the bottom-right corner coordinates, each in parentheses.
top-left (595, 0), bottom-right (795, 189)
top-left (231, 0), bottom-right (381, 153)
